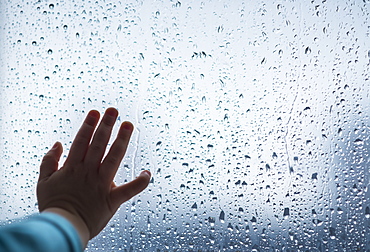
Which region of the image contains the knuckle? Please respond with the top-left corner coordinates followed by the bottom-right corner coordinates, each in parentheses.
top-left (125, 187), bottom-right (136, 200)
top-left (106, 157), bottom-right (118, 166)
top-left (90, 144), bottom-right (103, 152)
top-left (136, 177), bottom-right (149, 189)
top-left (73, 136), bottom-right (87, 146)
top-left (42, 153), bottom-right (54, 162)
top-left (103, 117), bottom-right (116, 127)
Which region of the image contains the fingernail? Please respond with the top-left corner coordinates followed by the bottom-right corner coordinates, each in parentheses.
top-left (51, 142), bottom-right (59, 150)
top-left (140, 170), bottom-right (151, 178)
top-left (106, 108), bottom-right (118, 117)
top-left (122, 122), bottom-right (133, 131)
top-left (88, 110), bottom-right (100, 119)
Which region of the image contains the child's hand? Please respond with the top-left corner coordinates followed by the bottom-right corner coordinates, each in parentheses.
top-left (37, 108), bottom-right (151, 243)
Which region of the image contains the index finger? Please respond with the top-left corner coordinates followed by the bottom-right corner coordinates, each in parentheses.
top-left (64, 110), bottom-right (100, 165)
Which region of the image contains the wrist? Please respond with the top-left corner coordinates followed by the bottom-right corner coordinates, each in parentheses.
top-left (43, 207), bottom-right (90, 248)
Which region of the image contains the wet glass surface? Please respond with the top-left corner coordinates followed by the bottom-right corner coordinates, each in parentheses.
top-left (1, 1), bottom-right (370, 251)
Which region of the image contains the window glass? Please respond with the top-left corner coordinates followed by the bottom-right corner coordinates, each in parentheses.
top-left (1, 1), bottom-right (369, 250)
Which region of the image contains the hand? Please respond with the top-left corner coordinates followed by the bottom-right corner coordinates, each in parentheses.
top-left (37, 108), bottom-right (151, 242)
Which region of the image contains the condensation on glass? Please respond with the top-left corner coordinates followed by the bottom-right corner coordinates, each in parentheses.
top-left (1, 1), bottom-right (370, 251)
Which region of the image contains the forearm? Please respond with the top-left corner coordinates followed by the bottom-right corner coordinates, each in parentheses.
top-left (43, 207), bottom-right (90, 249)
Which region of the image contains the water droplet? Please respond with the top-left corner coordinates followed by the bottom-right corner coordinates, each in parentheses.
top-left (311, 173), bottom-right (318, 180)
top-left (283, 207), bottom-right (290, 218)
top-left (329, 227), bottom-right (336, 240)
top-left (354, 139), bottom-right (363, 145)
top-left (227, 223), bottom-right (233, 231)
top-left (191, 202), bottom-right (197, 210)
top-left (208, 217), bottom-right (215, 226)
top-left (265, 164), bottom-right (270, 171)
top-left (47, 49), bottom-right (53, 54)
top-left (219, 210), bottom-right (225, 223)
top-left (49, 4), bottom-right (54, 9)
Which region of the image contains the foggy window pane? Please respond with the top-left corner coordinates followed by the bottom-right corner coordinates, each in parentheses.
top-left (1, 1), bottom-right (370, 251)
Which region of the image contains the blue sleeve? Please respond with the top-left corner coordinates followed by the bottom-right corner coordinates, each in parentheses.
top-left (0, 212), bottom-right (83, 252)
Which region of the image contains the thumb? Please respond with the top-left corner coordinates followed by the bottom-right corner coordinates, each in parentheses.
top-left (110, 170), bottom-right (151, 209)
top-left (39, 142), bottom-right (63, 181)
